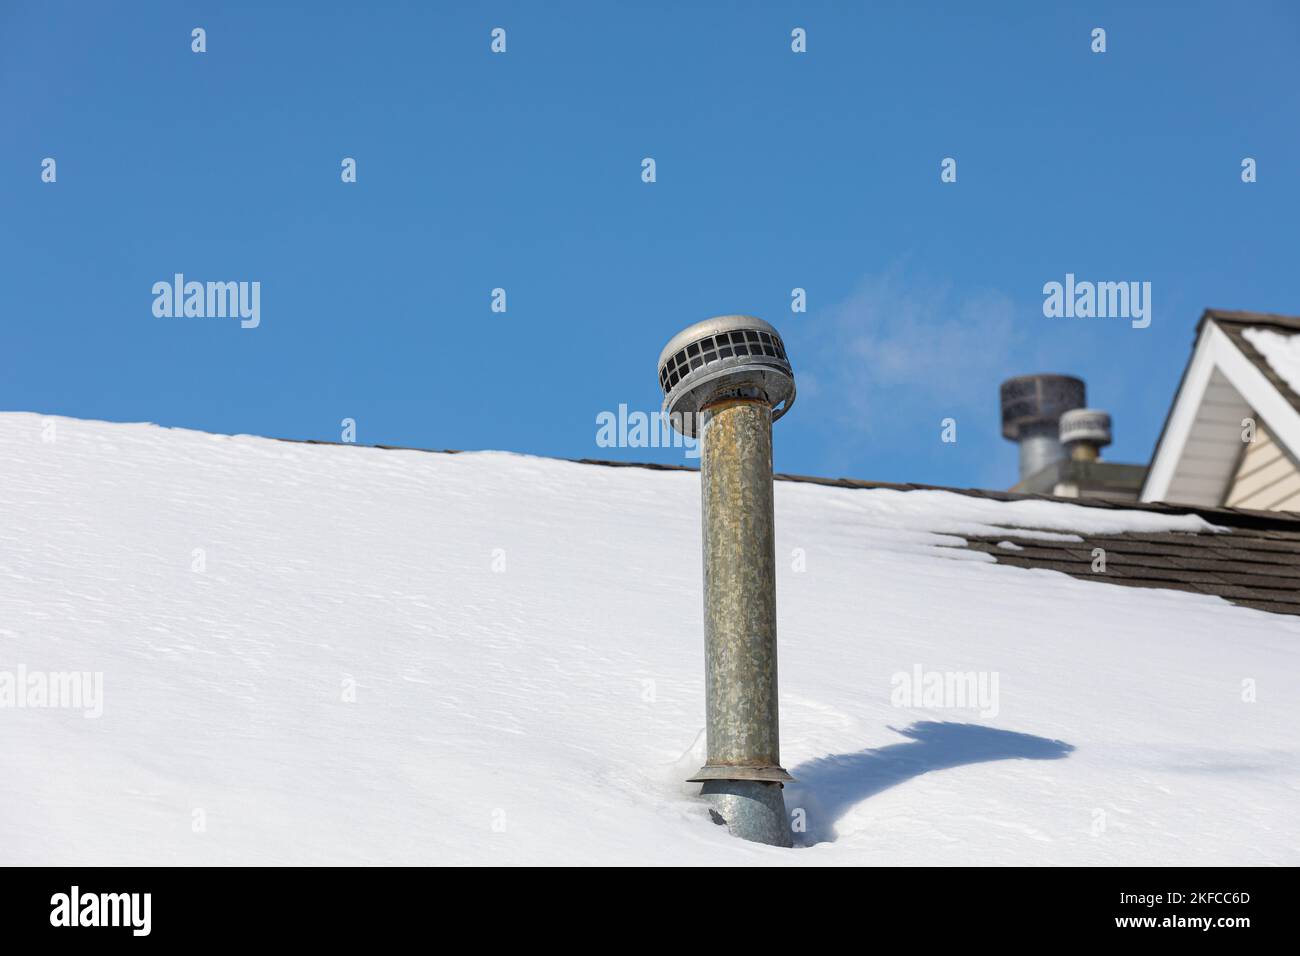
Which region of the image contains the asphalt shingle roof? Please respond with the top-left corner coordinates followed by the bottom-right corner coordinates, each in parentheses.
top-left (592, 462), bottom-right (1300, 618)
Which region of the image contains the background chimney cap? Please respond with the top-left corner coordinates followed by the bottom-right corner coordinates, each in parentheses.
top-left (658, 315), bottom-right (795, 437)
top-left (1000, 373), bottom-right (1086, 440)
top-left (1059, 407), bottom-right (1113, 447)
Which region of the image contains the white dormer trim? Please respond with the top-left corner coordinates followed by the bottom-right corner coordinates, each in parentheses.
top-left (1142, 321), bottom-right (1300, 505)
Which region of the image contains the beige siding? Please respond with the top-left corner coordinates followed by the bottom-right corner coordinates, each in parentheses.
top-left (1225, 419), bottom-right (1300, 511)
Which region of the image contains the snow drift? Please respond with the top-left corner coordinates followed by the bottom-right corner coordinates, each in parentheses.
top-left (1, 412), bottom-right (1296, 865)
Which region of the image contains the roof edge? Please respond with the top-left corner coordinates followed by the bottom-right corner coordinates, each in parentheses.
top-left (1199, 308), bottom-right (1300, 333)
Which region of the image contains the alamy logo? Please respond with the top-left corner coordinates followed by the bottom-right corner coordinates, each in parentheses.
top-left (50, 886), bottom-right (151, 936)
top-left (1043, 273), bottom-right (1151, 329)
top-left (152, 274), bottom-right (261, 328)
top-left (0, 665), bottom-right (102, 718)
top-left (890, 664), bottom-right (1000, 717)
top-left (596, 404), bottom-right (699, 459)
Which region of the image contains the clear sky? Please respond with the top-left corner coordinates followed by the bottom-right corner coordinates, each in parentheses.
top-left (4, 1), bottom-right (1299, 489)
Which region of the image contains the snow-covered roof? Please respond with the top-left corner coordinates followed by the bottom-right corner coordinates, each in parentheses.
top-left (1142, 309), bottom-right (1300, 507)
top-left (2, 412), bottom-right (1297, 865)
top-left (1243, 325), bottom-right (1300, 398)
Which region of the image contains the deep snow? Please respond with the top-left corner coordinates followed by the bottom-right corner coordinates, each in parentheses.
top-left (1, 412), bottom-right (1296, 865)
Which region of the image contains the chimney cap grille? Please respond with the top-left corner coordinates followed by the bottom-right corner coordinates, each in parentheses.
top-left (658, 315), bottom-right (795, 437)
top-left (1000, 373), bottom-right (1085, 440)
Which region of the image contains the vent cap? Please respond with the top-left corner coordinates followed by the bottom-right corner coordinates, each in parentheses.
top-left (1059, 408), bottom-right (1112, 448)
top-left (1000, 374), bottom-right (1086, 440)
top-left (657, 315), bottom-right (795, 437)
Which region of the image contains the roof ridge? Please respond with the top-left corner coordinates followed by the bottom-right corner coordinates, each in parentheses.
top-left (1201, 307), bottom-right (1300, 331)
top-left (275, 437), bottom-right (1300, 530)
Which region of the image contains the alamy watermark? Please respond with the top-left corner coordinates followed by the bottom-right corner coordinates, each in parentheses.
top-left (152, 274), bottom-right (260, 329)
top-left (1043, 273), bottom-right (1150, 329)
top-left (890, 664), bottom-right (999, 718)
top-left (0, 664), bottom-right (103, 718)
top-left (596, 404), bottom-right (699, 459)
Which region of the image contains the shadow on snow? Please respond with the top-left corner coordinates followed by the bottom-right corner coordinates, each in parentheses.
top-left (785, 721), bottom-right (1075, 845)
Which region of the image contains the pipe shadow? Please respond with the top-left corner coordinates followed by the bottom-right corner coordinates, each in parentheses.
top-left (786, 721), bottom-right (1075, 845)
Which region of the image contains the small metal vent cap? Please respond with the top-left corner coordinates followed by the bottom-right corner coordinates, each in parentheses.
top-left (658, 315), bottom-right (795, 437)
top-left (1000, 374), bottom-right (1085, 440)
top-left (1059, 408), bottom-right (1112, 447)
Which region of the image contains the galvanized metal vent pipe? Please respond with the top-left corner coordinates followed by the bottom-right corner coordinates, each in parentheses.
top-left (658, 315), bottom-right (796, 848)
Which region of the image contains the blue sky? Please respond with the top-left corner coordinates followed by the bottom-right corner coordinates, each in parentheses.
top-left (3, 1), bottom-right (1299, 489)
